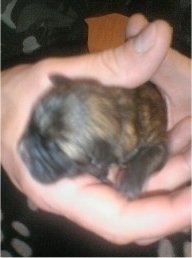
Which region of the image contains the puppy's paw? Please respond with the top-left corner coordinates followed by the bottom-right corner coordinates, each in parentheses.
top-left (116, 143), bottom-right (168, 200)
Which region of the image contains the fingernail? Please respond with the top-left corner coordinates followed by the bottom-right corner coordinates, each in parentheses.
top-left (126, 14), bottom-right (148, 39)
top-left (134, 23), bottom-right (156, 53)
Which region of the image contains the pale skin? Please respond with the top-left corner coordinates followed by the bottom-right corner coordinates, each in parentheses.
top-left (1, 14), bottom-right (191, 245)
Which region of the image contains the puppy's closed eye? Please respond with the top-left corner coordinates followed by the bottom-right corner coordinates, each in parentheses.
top-left (19, 74), bottom-right (168, 200)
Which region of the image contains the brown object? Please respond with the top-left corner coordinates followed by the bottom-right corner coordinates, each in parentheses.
top-left (86, 14), bottom-right (128, 52)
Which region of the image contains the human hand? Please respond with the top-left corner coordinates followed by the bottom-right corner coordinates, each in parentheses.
top-left (1, 14), bottom-right (191, 244)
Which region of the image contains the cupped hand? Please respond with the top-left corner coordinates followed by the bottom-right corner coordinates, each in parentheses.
top-left (1, 14), bottom-right (191, 244)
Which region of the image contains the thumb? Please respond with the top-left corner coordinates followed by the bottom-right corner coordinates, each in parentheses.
top-left (43, 19), bottom-right (172, 87)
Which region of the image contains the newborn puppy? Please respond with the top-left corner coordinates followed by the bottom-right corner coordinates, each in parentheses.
top-left (18, 75), bottom-right (168, 199)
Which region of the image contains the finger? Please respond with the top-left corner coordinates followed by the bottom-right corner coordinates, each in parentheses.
top-left (116, 187), bottom-right (191, 244)
top-left (126, 13), bottom-right (148, 39)
top-left (168, 117), bottom-right (191, 155)
top-left (145, 149), bottom-right (191, 192)
top-left (152, 49), bottom-right (191, 129)
top-left (135, 238), bottom-right (159, 246)
top-left (42, 20), bottom-right (172, 88)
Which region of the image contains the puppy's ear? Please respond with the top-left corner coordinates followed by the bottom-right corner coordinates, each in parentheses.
top-left (49, 74), bottom-right (73, 87)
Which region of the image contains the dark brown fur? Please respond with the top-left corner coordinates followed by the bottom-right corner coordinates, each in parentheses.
top-left (19, 75), bottom-right (168, 199)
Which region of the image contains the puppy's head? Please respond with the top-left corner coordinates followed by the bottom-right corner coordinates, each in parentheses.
top-left (18, 75), bottom-right (121, 183)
